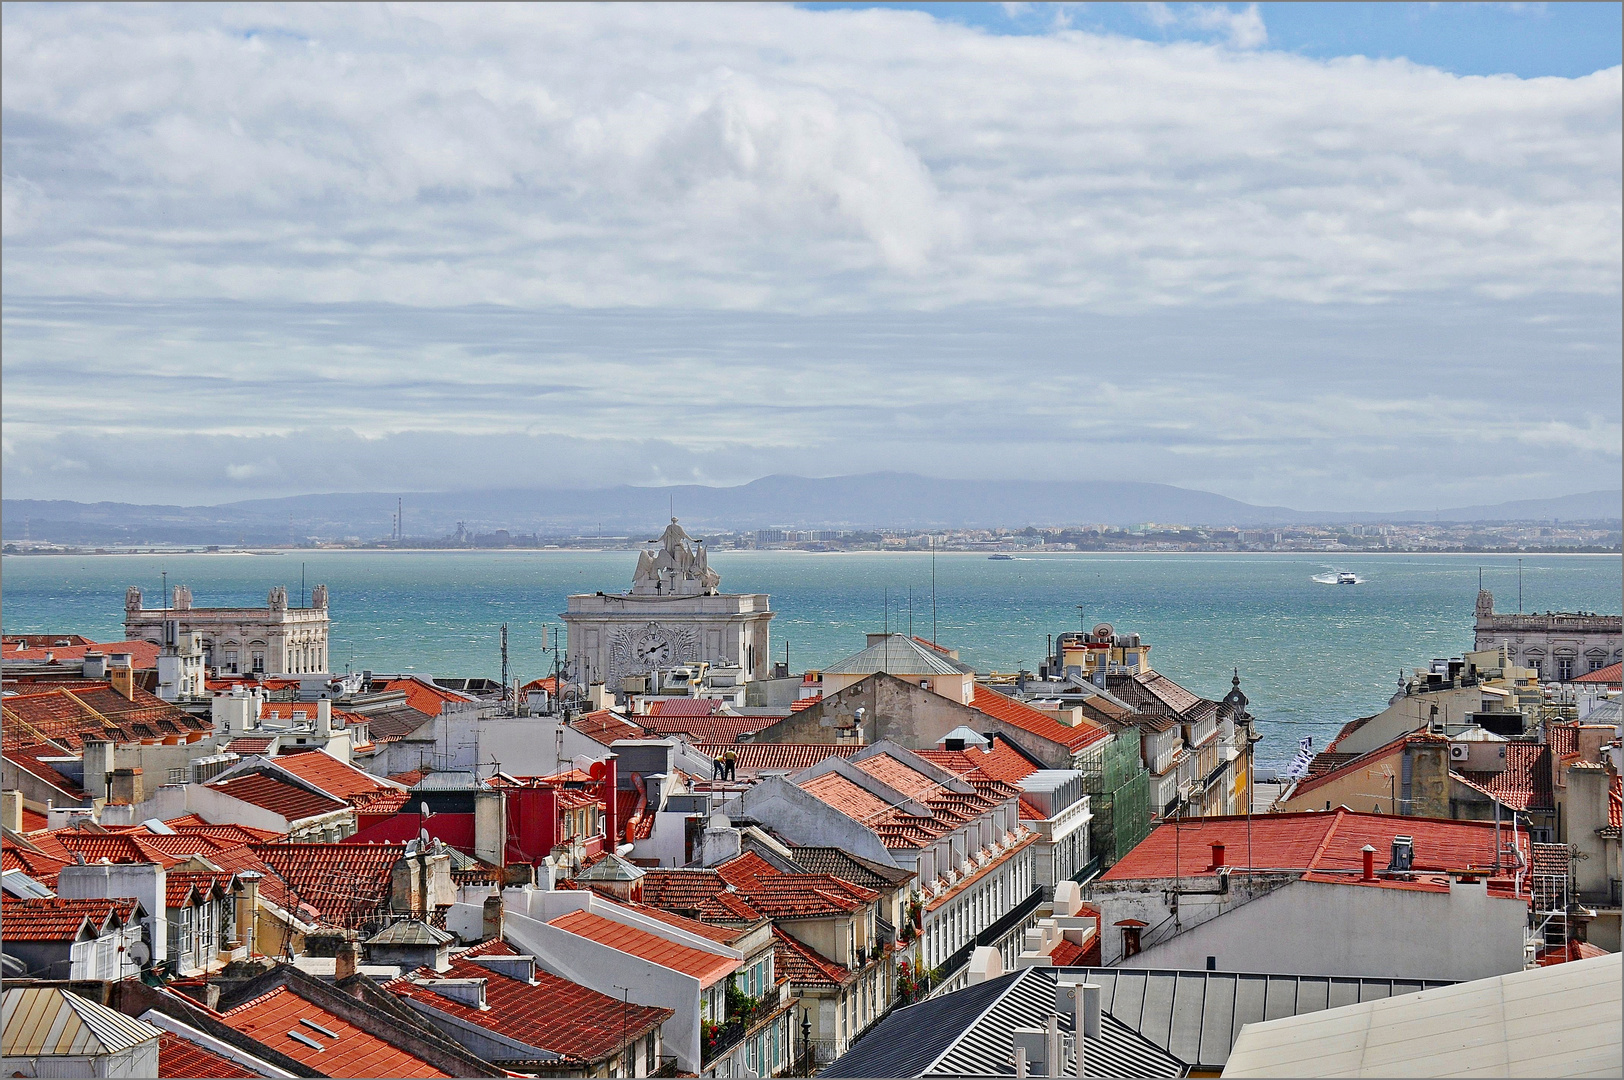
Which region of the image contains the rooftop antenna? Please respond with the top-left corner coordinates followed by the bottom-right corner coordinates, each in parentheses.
top-left (301, 562), bottom-right (306, 608)
top-left (1076, 604), bottom-right (1086, 632)
top-left (931, 535), bottom-right (938, 644)
top-left (1518, 558), bottom-right (1523, 613)
top-left (884, 586), bottom-right (889, 637)
top-left (500, 624), bottom-right (509, 715)
top-left (908, 586), bottom-right (914, 640)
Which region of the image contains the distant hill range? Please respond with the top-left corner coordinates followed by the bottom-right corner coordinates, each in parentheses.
top-left (3, 474), bottom-right (1619, 545)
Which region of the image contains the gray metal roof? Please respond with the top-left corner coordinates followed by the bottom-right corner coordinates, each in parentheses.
top-left (1, 987), bottom-right (160, 1057)
top-left (823, 635), bottom-right (971, 677)
top-left (1583, 697), bottom-right (1621, 724)
top-left (820, 969), bottom-right (1184, 1078)
top-left (366, 920), bottom-right (454, 946)
top-left (1222, 953), bottom-right (1621, 1078)
top-left (1059, 966), bottom-right (1452, 1071)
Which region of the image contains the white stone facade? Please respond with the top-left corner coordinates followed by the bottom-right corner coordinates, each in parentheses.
top-left (1474, 589), bottom-right (1621, 682)
top-left (125, 584), bottom-right (330, 676)
top-left (564, 520), bottom-right (773, 689)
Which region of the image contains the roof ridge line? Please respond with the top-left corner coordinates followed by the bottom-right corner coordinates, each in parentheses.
top-left (923, 967), bottom-right (1031, 1074)
top-left (1305, 809), bottom-right (1349, 872)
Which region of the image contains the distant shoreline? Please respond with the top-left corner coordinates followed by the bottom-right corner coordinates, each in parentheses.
top-left (4, 547), bottom-right (1619, 559)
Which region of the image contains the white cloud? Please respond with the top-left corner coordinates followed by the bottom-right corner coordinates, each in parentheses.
top-left (0, 3), bottom-right (1618, 510)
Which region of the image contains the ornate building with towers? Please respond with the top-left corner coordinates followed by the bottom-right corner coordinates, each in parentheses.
top-left (563, 518), bottom-right (773, 690)
top-left (1474, 589), bottom-right (1621, 681)
top-left (124, 584), bottom-right (331, 676)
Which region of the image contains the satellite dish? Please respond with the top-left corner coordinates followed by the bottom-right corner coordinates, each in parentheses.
top-left (1093, 623), bottom-right (1114, 640)
top-left (571, 755), bottom-right (597, 776)
top-left (588, 761), bottom-right (608, 782)
top-left (126, 941), bottom-right (151, 968)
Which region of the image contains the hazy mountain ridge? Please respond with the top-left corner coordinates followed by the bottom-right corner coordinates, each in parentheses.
top-left (4, 474), bottom-right (1619, 545)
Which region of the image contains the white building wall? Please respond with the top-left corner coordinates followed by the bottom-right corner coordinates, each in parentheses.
top-left (1104, 877), bottom-right (1528, 983)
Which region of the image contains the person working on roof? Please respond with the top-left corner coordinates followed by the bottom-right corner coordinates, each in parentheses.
top-left (723, 748), bottom-right (737, 780)
top-left (712, 755), bottom-right (725, 780)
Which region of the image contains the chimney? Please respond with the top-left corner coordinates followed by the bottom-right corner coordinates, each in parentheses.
top-left (315, 698), bottom-right (333, 738)
top-left (1207, 841), bottom-right (1226, 872)
top-left (109, 767), bottom-right (143, 806)
top-left (482, 892), bottom-right (504, 942)
top-left (601, 755), bottom-right (619, 850)
top-left (82, 652), bottom-right (107, 679)
top-left (1, 790), bottom-right (22, 833)
top-left (236, 871), bottom-right (261, 953)
top-left (1361, 844), bottom-right (1377, 882)
top-left (83, 740), bottom-right (114, 801)
top-left (334, 937), bottom-right (358, 981)
top-left (109, 661), bottom-right (135, 701)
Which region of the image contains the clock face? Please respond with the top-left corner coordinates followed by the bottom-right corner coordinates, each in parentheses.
top-left (634, 630), bottom-right (673, 666)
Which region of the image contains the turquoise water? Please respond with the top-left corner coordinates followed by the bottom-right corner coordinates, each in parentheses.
top-left (3, 551), bottom-right (1618, 766)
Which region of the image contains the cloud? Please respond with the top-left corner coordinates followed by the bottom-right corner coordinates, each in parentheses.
top-left (0, 3), bottom-right (1618, 511)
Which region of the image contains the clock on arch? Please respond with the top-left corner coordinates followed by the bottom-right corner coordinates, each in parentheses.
top-left (634, 628), bottom-right (674, 667)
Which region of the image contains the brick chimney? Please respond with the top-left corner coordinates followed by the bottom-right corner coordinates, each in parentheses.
top-left (334, 937), bottom-right (358, 981)
top-left (109, 767), bottom-right (143, 806)
top-left (109, 659), bottom-right (136, 701)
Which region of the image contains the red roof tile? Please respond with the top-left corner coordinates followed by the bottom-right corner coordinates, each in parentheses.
top-left (1287, 731), bottom-right (1432, 802)
top-left (1609, 773), bottom-right (1621, 831)
top-left (573, 709), bottom-right (650, 746)
top-left (1, 683), bottom-right (208, 751)
top-left (18, 807), bottom-right (49, 833)
top-left (772, 927), bottom-right (854, 988)
top-left (1, 896), bottom-right (140, 941)
top-left (1573, 662), bottom-right (1622, 685)
top-left (208, 770), bottom-right (348, 822)
top-left (1102, 808), bottom-right (1529, 897)
top-left (3, 745), bottom-right (88, 799)
top-left (789, 697), bottom-right (822, 712)
top-left (697, 742), bottom-right (861, 772)
top-left (799, 772), bottom-right (896, 823)
top-left (223, 736), bottom-right (275, 754)
top-left (915, 738), bottom-right (1041, 784)
top-left (376, 678), bottom-right (472, 718)
top-left (1452, 742), bottom-right (1554, 812)
top-left (269, 751), bottom-right (405, 810)
top-left (250, 843), bottom-right (404, 929)
top-left (645, 697), bottom-right (725, 717)
top-left (0, 842), bottom-right (71, 888)
top-left (385, 940), bottom-right (671, 1065)
top-left (549, 908), bottom-right (738, 986)
top-left (50, 830), bottom-right (183, 868)
top-left (970, 686), bottom-right (1108, 753)
top-left (1048, 939), bottom-right (1088, 966)
top-left (220, 984), bottom-right (450, 1078)
top-left (157, 1031), bottom-right (258, 1078)
top-left (852, 754), bottom-right (947, 801)
top-left (639, 868), bottom-right (767, 923)
top-left (640, 713), bottom-right (767, 743)
top-left (4, 639), bottom-right (161, 668)
top-left (1547, 723), bottom-right (1580, 758)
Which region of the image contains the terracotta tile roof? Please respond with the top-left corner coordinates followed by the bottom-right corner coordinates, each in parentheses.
top-left (1548, 723), bottom-right (1579, 758)
top-left (359, 705), bottom-right (435, 743)
top-left (162, 814), bottom-right (211, 828)
top-left (50, 830), bottom-right (183, 868)
top-left (572, 709), bottom-right (649, 746)
top-left (620, 899), bottom-right (758, 943)
top-left (521, 676), bottom-right (559, 693)
top-left (387, 768), bottom-right (428, 786)
top-left (853, 754), bottom-right (946, 801)
top-left (1102, 808), bottom-right (1529, 897)
top-left (220, 984), bottom-right (451, 1078)
top-left (223, 736), bottom-right (275, 754)
top-left (696, 743), bottom-right (861, 772)
top-left (1573, 662), bottom-right (1622, 684)
top-left (259, 702), bottom-right (365, 726)
top-left (269, 751), bottom-right (406, 811)
top-left (1609, 773), bottom-right (1621, 831)
top-left (138, 835), bottom-right (299, 913)
top-left (167, 871), bottom-right (236, 909)
top-left (785, 848), bottom-right (914, 891)
top-left (971, 686), bottom-right (1108, 753)
top-left (1, 896), bottom-right (140, 941)
top-left (640, 713), bottom-right (765, 743)
top-left (1048, 938), bottom-right (1088, 966)
top-left (18, 807), bottom-right (49, 833)
top-left (1287, 731), bottom-right (1436, 802)
top-left (798, 759), bottom-right (1018, 851)
top-left (171, 822), bottom-right (285, 844)
top-left (4, 639), bottom-right (161, 668)
top-left (3, 745), bottom-right (88, 799)
top-left (1108, 669), bottom-right (1211, 719)
top-left (384, 940), bottom-right (671, 1065)
top-left (915, 737), bottom-right (1042, 784)
top-left (549, 908), bottom-right (738, 986)
top-left (645, 697), bottom-right (726, 717)
top-left (1303, 751), bottom-right (1361, 780)
top-left (0, 843), bottom-right (71, 888)
top-left (772, 926), bottom-right (854, 988)
top-left (1452, 742), bottom-right (1554, 812)
top-left (207, 770), bottom-right (348, 822)
top-left (376, 678), bottom-right (472, 718)
top-left (789, 696), bottom-right (821, 712)
top-left (799, 772), bottom-right (896, 822)
top-left (0, 683), bottom-right (208, 751)
top-left (250, 842), bottom-right (404, 930)
top-left (157, 1031), bottom-right (258, 1078)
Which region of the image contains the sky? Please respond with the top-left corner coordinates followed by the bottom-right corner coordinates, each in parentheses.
top-left (2, 2), bottom-right (1619, 512)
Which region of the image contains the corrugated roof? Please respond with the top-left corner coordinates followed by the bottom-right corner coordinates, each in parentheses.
top-left (697, 742), bottom-right (861, 772)
top-left (548, 908), bottom-right (738, 986)
top-left (824, 634), bottom-right (970, 677)
top-left (1, 986), bottom-right (159, 1057)
top-left (823, 968), bottom-right (1186, 1078)
top-left (1221, 953), bottom-right (1621, 1078)
top-left (1063, 966), bottom-right (1451, 1071)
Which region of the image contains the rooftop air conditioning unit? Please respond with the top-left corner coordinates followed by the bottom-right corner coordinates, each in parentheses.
top-left (1449, 744), bottom-right (1470, 761)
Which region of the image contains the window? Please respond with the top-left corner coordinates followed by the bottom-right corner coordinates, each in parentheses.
top-left (167, 767), bottom-right (187, 785)
top-left (251, 651), bottom-right (265, 673)
top-left (224, 649), bottom-right (239, 673)
top-left (1122, 926), bottom-right (1142, 959)
top-left (1592, 659), bottom-right (1607, 672)
top-left (1557, 658), bottom-right (1575, 681)
top-left (647, 1034), bottom-right (656, 1073)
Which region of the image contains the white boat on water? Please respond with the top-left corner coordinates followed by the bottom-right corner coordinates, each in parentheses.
top-left (1337, 572), bottom-right (1358, 585)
